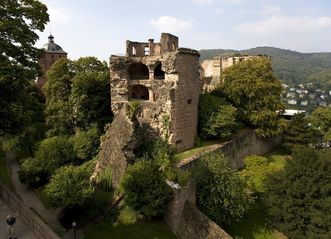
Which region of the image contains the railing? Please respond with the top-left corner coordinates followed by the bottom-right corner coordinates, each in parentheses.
top-left (0, 182), bottom-right (61, 239)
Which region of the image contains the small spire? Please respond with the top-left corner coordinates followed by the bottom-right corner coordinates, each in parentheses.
top-left (48, 34), bottom-right (54, 43)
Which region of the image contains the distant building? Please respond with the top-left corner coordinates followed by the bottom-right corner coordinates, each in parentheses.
top-left (301, 100), bottom-right (308, 106)
top-left (288, 99), bottom-right (297, 105)
top-left (36, 34), bottom-right (67, 88)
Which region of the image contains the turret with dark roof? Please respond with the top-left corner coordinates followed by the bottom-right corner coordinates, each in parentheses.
top-left (36, 34), bottom-right (67, 88)
top-left (42, 34), bottom-right (67, 54)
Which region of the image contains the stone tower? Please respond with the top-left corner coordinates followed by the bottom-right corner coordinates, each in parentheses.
top-left (36, 34), bottom-right (67, 88)
top-left (110, 33), bottom-right (200, 151)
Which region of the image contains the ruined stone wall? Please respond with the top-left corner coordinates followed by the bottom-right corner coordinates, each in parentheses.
top-left (219, 129), bottom-right (281, 168)
top-left (164, 183), bottom-right (232, 239)
top-left (91, 109), bottom-right (139, 187)
top-left (170, 49), bottom-right (200, 151)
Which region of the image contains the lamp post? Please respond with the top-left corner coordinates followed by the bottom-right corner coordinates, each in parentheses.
top-left (72, 221), bottom-right (77, 239)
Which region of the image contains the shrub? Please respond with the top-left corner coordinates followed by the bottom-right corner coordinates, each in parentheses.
top-left (43, 162), bottom-right (95, 209)
top-left (34, 136), bottom-right (76, 174)
top-left (121, 160), bottom-right (173, 218)
top-left (19, 157), bottom-right (49, 188)
top-left (194, 153), bottom-right (254, 226)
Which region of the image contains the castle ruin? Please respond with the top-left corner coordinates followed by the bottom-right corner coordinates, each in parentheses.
top-left (110, 33), bottom-right (200, 151)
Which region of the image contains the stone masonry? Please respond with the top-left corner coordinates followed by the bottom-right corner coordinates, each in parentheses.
top-left (110, 33), bottom-right (200, 151)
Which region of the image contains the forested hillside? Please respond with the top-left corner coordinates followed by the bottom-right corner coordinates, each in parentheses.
top-left (200, 47), bottom-right (331, 88)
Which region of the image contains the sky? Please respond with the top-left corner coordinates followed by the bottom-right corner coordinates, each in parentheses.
top-left (36, 0), bottom-right (331, 61)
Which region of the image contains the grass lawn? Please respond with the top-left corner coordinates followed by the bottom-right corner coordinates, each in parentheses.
top-left (226, 202), bottom-right (286, 239)
top-left (0, 148), bottom-right (12, 187)
top-left (175, 140), bottom-right (220, 161)
top-left (85, 220), bottom-right (176, 239)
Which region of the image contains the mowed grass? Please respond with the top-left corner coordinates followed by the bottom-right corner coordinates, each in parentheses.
top-left (85, 220), bottom-right (176, 239)
top-left (226, 203), bottom-right (286, 239)
top-left (0, 148), bottom-right (11, 186)
top-left (175, 140), bottom-right (220, 161)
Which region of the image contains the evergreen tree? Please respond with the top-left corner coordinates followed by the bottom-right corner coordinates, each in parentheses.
top-left (264, 147), bottom-right (331, 238)
top-left (283, 112), bottom-right (320, 150)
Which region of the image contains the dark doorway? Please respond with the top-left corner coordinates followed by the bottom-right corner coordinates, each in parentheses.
top-left (130, 85), bottom-right (149, 100)
top-left (128, 63), bottom-right (149, 80)
top-left (154, 63), bottom-right (165, 80)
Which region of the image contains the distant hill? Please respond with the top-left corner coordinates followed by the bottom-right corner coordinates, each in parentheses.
top-left (199, 47), bottom-right (331, 88)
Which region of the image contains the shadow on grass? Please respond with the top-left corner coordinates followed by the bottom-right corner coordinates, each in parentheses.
top-left (85, 219), bottom-right (176, 239)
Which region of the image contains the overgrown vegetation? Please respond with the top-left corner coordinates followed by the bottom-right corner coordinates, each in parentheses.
top-left (194, 152), bottom-right (254, 226)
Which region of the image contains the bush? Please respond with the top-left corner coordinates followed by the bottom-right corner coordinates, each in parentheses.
top-left (34, 136), bottom-right (76, 174)
top-left (19, 157), bottom-right (49, 188)
top-left (121, 160), bottom-right (173, 218)
top-left (43, 162), bottom-right (95, 209)
top-left (194, 153), bottom-right (254, 226)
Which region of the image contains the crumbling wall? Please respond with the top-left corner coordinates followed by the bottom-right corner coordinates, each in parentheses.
top-left (178, 202), bottom-right (232, 239)
top-left (219, 129), bottom-right (281, 168)
top-left (91, 109), bottom-right (139, 188)
top-left (164, 183), bottom-right (232, 239)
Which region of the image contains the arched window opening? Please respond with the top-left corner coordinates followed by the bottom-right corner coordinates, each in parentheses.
top-left (130, 85), bottom-right (149, 100)
top-left (171, 42), bottom-right (176, 51)
top-left (128, 63), bottom-right (149, 80)
top-left (144, 46), bottom-right (150, 56)
top-left (132, 46), bottom-right (136, 56)
top-left (154, 63), bottom-right (165, 80)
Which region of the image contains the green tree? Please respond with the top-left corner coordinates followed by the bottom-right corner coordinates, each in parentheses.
top-left (264, 147), bottom-right (331, 238)
top-left (69, 125), bottom-right (100, 162)
top-left (43, 57), bottom-right (111, 136)
top-left (309, 107), bottom-right (331, 141)
top-left (43, 59), bottom-right (75, 136)
top-left (2, 83), bottom-right (45, 157)
top-left (0, 0), bottom-right (49, 134)
top-left (283, 112), bottom-right (320, 150)
top-left (218, 58), bottom-right (286, 138)
top-left (198, 93), bottom-right (240, 139)
top-left (19, 135), bottom-right (76, 187)
top-left (194, 153), bottom-right (254, 226)
top-left (43, 163), bottom-right (95, 209)
top-left (121, 160), bottom-right (173, 218)
top-left (70, 57), bottom-right (111, 130)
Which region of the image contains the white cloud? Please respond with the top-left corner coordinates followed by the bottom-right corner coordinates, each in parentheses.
top-left (215, 8), bottom-right (226, 15)
top-left (47, 5), bottom-right (71, 24)
top-left (149, 16), bottom-right (192, 33)
top-left (192, 0), bottom-right (214, 4)
top-left (235, 15), bottom-right (331, 34)
top-left (259, 5), bottom-right (281, 16)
